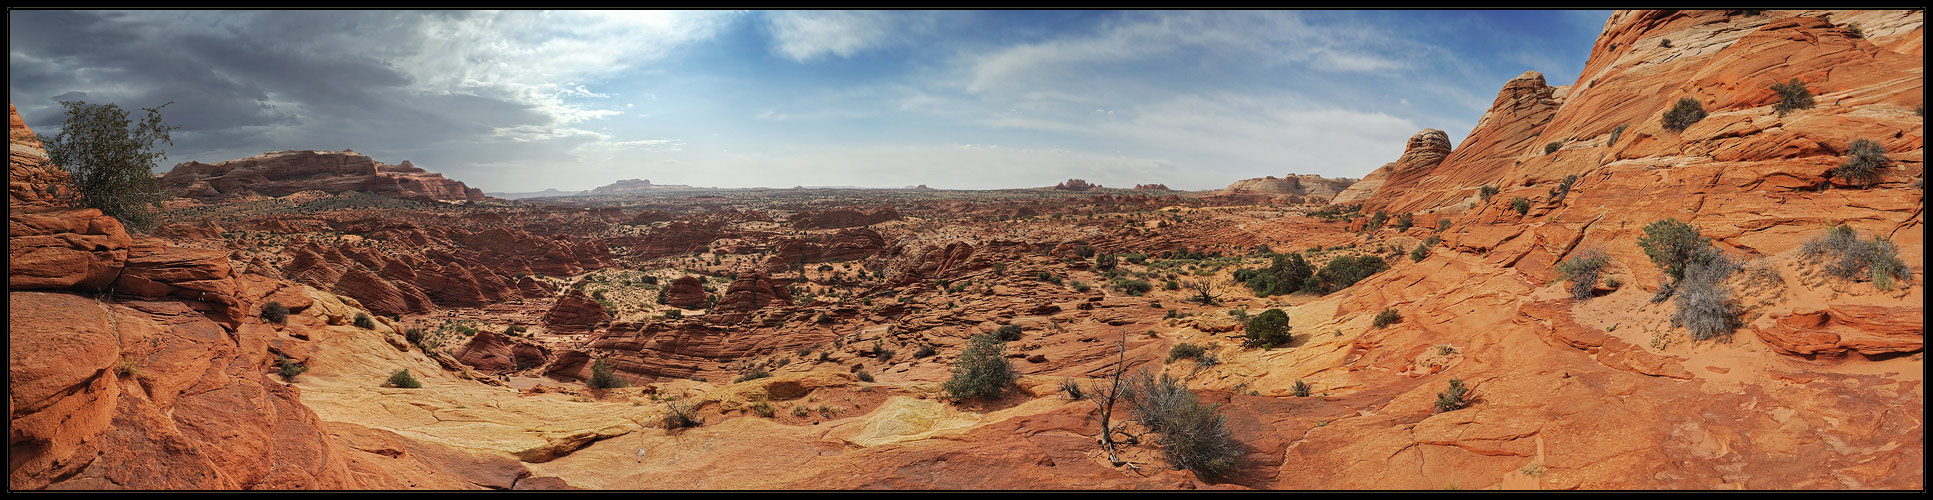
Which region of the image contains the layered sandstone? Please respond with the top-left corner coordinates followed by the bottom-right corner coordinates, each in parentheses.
top-left (162, 150), bottom-right (487, 203)
top-left (1224, 174), bottom-right (1358, 201)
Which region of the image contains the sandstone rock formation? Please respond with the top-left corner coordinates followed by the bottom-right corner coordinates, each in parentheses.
top-left (1224, 174), bottom-right (1358, 201)
top-left (162, 150), bottom-right (487, 203)
top-left (1330, 128), bottom-right (1454, 205)
top-left (544, 288), bottom-right (610, 332)
top-left (662, 276), bottom-right (709, 309)
top-left (1133, 184), bottom-right (1174, 191)
top-left (787, 206), bottom-right (901, 229)
top-left (1051, 179), bottom-right (1099, 191)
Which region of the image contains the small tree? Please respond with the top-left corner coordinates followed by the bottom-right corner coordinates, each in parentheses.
top-left (385, 369), bottom-right (422, 388)
top-left (944, 334), bottom-right (1015, 401)
top-left (1510, 196), bottom-right (1531, 216)
top-left (1372, 308), bottom-right (1402, 328)
top-left (1086, 336), bottom-right (1143, 465)
top-left (261, 301), bottom-right (290, 324)
top-left (1185, 279), bottom-right (1222, 305)
top-left (1769, 78), bottom-right (1814, 116)
top-left (1243, 308), bottom-right (1292, 349)
top-left (588, 355), bottom-right (626, 389)
top-left (1662, 97), bottom-right (1707, 132)
top-left (38, 100), bottom-right (179, 231)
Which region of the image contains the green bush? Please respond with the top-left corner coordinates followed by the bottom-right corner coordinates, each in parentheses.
top-left (1659, 38), bottom-right (1672, 48)
top-left (37, 100), bottom-right (178, 231)
top-left (1479, 185), bottom-right (1500, 202)
top-left (588, 355), bottom-right (626, 389)
top-left (261, 301), bottom-right (290, 324)
top-left (1243, 308), bottom-right (1293, 349)
top-left (1544, 141), bottom-right (1562, 155)
top-left (1291, 379), bottom-right (1312, 398)
top-left (994, 324), bottom-right (1023, 342)
top-left (1510, 196), bottom-right (1530, 216)
top-left (1235, 252), bottom-right (1312, 297)
top-left (855, 369), bottom-right (875, 383)
top-left (1410, 236), bottom-right (1440, 263)
top-left (1364, 209), bottom-right (1389, 232)
top-left (1372, 308), bottom-right (1402, 328)
top-left (1434, 379), bottom-right (1470, 413)
top-left (943, 334), bottom-right (1016, 401)
top-left (1770, 78), bottom-right (1814, 116)
top-left (1637, 218), bottom-right (1709, 282)
top-left (353, 313), bottom-right (375, 330)
top-left (1124, 370), bottom-right (1239, 478)
top-left (1549, 174), bottom-right (1578, 202)
top-left (914, 344), bottom-right (938, 358)
top-left (1393, 212), bottom-right (1414, 231)
top-left (1834, 138), bottom-right (1887, 186)
top-left (1095, 253), bottom-right (1118, 270)
top-left (1662, 97), bottom-right (1706, 132)
top-left (750, 400), bottom-right (776, 418)
top-left (1556, 248), bottom-right (1611, 300)
top-left (734, 367), bottom-right (772, 383)
top-left (1802, 224), bottom-right (1911, 290)
top-left (1168, 343), bottom-right (1208, 363)
top-left (1071, 280), bottom-right (1091, 293)
top-left (275, 355), bottom-right (308, 382)
top-left (1036, 270), bottom-right (1061, 284)
top-left (1075, 245), bottom-right (1097, 258)
top-left (385, 369), bottom-right (422, 389)
top-left (1310, 255), bottom-right (1388, 294)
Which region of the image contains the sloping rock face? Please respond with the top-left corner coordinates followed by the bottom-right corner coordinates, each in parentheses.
top-left (161, 150), bottom-right (486, 203)
top-left (711, 271), bottom-right (794, 316)
top-left (787, 206), bottom-right (901, 230)
top-left (543, 288), bottom-right (610, 333)
top-left (662, 276), bottom-right (708, 309)
top-left (1225, 174), bottom-right (1358, 201)
top-left (588, 178), bottom-right (653, 195)
top-left (455, 329), bottom-right (552, 373)
top-left (1330, 129), bottom-right (1453, 205)
top-left (9, 104), bottom-right (72, 207)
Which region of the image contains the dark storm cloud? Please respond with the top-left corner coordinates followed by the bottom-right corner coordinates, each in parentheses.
top-left (8, 10), bottom-right (561, 172)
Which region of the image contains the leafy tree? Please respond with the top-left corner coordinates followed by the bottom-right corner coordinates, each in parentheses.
top-left (1235, 252), bottom-right (1312, 297)
top-left (38, 100), bottom-right (179, 231)
top-left (1243, 308), bottom-right (1292, 348)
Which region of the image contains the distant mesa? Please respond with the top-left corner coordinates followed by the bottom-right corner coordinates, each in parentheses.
top-left (162, 150), bottom-right (487, 203)
top-left (1132, 184), bottom-right (1173, 191)
top-left (490, 188), bottom-right (586, 200)
top-left (1051, 178), bottom-right (1100, 191)
top-left (586, 178), bottom-right (695, 195)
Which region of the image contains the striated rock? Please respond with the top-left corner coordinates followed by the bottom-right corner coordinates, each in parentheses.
top-left (543, 288), bottom-right (610, 332)
top-left (113, 241), bottom-right (246, 322)
top-left (1755, 305), bottom-right (1925, 356)
top-left (662, 276), bottom-right (709, 309)
top-left (161, 150), bottom-right (487, 203)
top-left (787, 206), bottom-right (900, 230)
top-left (454, 328), bottom-right (552, 373)
top-left (8, 208), bottom-right (133, 290)
top-left (10, 103), bottom-right (73, 208)
top-left (711, 271), bottom-right (793, 316)
top-left (1226, 173), bottom-right (1358, 201)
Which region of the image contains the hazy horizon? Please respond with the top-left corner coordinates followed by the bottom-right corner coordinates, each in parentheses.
top-left (10, 9), bottom-right (1608, 192)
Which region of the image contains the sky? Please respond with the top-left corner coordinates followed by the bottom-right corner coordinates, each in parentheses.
top-left (9, 10), bottom-right (1611, 192)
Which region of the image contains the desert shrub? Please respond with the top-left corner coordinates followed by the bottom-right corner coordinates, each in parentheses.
top-left (1845, 24), bottom-right (1862, 38)
top-left (1112, 278), bottom-right (1152, 296)
top-left (1834, 138), bottom-right (1887, 186)
top-left (750, 400), bottom-right (776, 418)
top-left (1659, 38), bottom-right (1672, 48)
top-left (1637, 218), bottom-right (1709, 282)
top-left (1372, 308), bottom-right (1402, 328)
top-left (913, 344), bottom-right (938, 358)
top-left (1608, 124), bottom-right (1627, 146)
top-left (1291, 379), bottom-right (1312, 398)
top-left (404, 328), bottom-right (425, 345)
top-left (1479, 185), bottom-right (1500, 202)
top-left (1243, 308), bottom-right (1293, 349)
top-left (1556, 248), bottom-right (1611, 300)
top-left (1364, 209), bottom-right (1389, 232)
top-left (1662, 97), bottom-right (1706, 132)
top-left (944, 334), bottom-right (1015, 401)
top-left (663, 309), bottom-right (683, 319)
top-left (1124, 253), bottom-right (1149, 265)
top-left (1036, 270), bottom-right (1061, 284)
top-left (115, 356), bottom-right (143, 377)
top-left (38, 100), bottom-right (178, 231)
top-left (1311, 255), bottom-right (1388, 293)
top-left (994, 324), bottom-right (1023, 342)
top-left (1770, 78), bottom-right (1814, 116)
top-left (855, 369), bottom-right (875, 383)
top-left (734, 366), bottom-right (772, 383)
top-left (1124, 370), bottom-right (1239, 478)
top-left (1168, 343), bottom-right (1208, 363)
top-left (385, 369), bottom-right (422, 389)
top-left (261, 301), bottom-right (290, 324)
top-left (662, 400), bottom-right (703, 429)
top-left (1544, 141), bottom-right (1562, 155)
top-left (1435, 379), bottom-right (1470, 413)
top-left (1075, 245), bottom-right (1098, 258)
top-left (1674, 250), bottom-right (1739, 340)
top-left (275, 355), bottom-right (308, 382)
top-left (1393, 212), bottom-right (1414, 231)
top-left (353, 312), bottom-right (375, 330)
top-left (1235, 252), bottom-right (1312, 297)
top-left (1802, 224), bottom-right (1911, 290)
top-left (875, 344), bottom-right (896, 364)
top-left (1410, 236), bottom-right (1441, 263)
top-left (1549, 174), bottom-right (1579, 202)
top-left (1096, 253), bottom-right (1118, 270)
top-left (588, 355), bottom-right (626, 389)
top-left (1060, 377), bottom-right (1086, 400)
top-left (1164, 279), bottom-right (1181, 291)
top-left (1510, 196), bottom-right (1530, 216)
top-left (1070, 280), bottom-right (1091, 293)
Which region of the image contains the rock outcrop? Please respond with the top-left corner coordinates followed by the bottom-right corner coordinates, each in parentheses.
top-left (162, 150), bottom-right (487, 203)
top-left (1330, 128), bottom-right (1456, 206)
top-left (662, 276), bottom-right (709, 309)
top-left (1225, 173), bottom-right (1358, 201)
top-left (787, 206), bottom-right (901, 230)
top-left (543, 288), bottom-right (610, 332)
top-left (1051, 179), bottom-right (1099, 191)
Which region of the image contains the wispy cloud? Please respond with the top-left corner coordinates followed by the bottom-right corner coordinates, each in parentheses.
top-left (763, 10), bottom-right (934, 62)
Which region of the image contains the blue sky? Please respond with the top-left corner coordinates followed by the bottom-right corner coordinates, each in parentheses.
top-left (9, 10), bottom-right (1611, 192)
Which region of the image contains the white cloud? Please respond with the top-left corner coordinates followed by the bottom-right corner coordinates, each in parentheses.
top-left (763, 10), bottom-right (933, 62)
